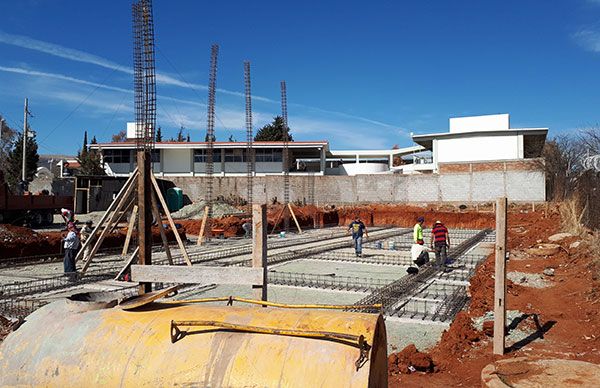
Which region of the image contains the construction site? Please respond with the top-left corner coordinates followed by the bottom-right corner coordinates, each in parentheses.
top-left (1, 1), bottom-right (600, 387)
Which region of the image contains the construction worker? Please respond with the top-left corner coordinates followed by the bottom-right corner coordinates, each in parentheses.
top-left (431, 220), bottom-right (451, 271)
top-left (80, 220), bottom-right (94, 261)
top-left (63, 222), bottom-right (80, 281)
top-left (414, 216), bottom-right (425, 245)
top-left (60, 208), bottom-right (74, 226)
top-left (347, 215), bottom-right (368, 257)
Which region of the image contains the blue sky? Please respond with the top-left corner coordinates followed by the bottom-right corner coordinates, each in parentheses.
top-left (1, 0), bottom-right (600, 155)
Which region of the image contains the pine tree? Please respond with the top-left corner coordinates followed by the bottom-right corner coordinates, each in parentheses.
top-left (0, 116), bottom-right (17, 179)
top-left (176, 126), bottom-right (185, 142)
top-left (186, 132), bottom-right (191, 142)
top-left (91, 136), bottom-right (97, 144)
top-left (5, 129), bottom-right (39, 188)
top-left (254, 116), bottom-right (293, 141)
top-left (77, 131), bottom-right (105, 176)
top-left (155, 126), bottom-right (163, 142)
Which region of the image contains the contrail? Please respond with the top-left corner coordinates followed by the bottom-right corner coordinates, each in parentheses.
top-left (0, 29), bottom-right (402, 129)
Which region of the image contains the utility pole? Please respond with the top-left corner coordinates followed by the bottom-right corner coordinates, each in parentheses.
top-left (22, 98), bottom-right (30, 182)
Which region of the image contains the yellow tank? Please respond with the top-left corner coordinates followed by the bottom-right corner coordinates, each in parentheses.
top-left (0, 295), bottom-right (387, 387)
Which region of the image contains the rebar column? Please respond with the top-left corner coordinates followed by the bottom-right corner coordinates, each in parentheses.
top-left (280, 80), bottom-right (290, 232)
top-left (205, 44), bottom-right (219, 237)
top-left (244, 61), bottom-right (254, 212)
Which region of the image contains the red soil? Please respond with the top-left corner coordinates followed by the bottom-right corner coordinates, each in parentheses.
top-left (0, 223), bottom-right (185, 259)
top-left (389, 205), bottom-right (600, 387)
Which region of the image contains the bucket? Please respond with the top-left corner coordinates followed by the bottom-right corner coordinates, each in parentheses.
top-left (375, 241), bottom-right (383, 249)
top-left (389, 241), bottom-right (396, 250)
top-left (279, 231), bottom-right (286, 238)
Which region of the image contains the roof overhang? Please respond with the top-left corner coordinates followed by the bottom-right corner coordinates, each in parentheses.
top-left (412, 128), bottom-right (548, 151)
top-left (328, 145), bottom-right (424, 159)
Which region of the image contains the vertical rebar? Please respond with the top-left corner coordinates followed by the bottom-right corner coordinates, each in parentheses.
top-left (206, 44), bottom-right (219, 232)
top-left (244, 61), bottom-right (254, 212)
top-left (280, 80), bottom-right (290, 232)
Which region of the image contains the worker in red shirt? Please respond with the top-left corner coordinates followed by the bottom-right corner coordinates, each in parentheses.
top-left (431, 220), bottom-right (451, 271)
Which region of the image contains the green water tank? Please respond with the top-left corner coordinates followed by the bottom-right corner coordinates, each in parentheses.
top-left (166, 187), bottom-right (184, 212)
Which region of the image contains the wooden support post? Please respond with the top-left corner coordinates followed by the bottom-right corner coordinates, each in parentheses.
top-left (288, 203), bottom-right (303, 234)
top-left (151, 191), bottom-right (173, 265)
top-left (252, 204), bottom-right (268, 302)
top-left (80, 178), bottom-right (137, 273)
top-left (114, 246), bottom-right (139, 281)
top-left (110, 198), bottom-right (136, 233)
top-left (150, 174), bottom-right (192, 266)
top-left (137, 151), bottom-right (153, 295)
top-left (74, 169), bottom-right (138, 263)
top-left (197, 206), bottom-right (209, 246)
top-left (122, 205), bottom-right (138, 257)
top-left (494, 196), bottom-right (508, 355)
top-left (270, 206), bottom-right (285, 234)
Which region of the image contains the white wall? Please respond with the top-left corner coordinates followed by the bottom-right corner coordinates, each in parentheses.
top-left (339, 163), bottom-right (389, 176)
top-left (449, 114), bottom-right (509, 133)
top-left (163, 149), bottom-right (191, 173)
top-left (437, 135), bottom-right (519, 163)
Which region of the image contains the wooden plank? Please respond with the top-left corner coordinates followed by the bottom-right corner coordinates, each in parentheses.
top-left (151, 191), bottom-right (173, 265)
top-left (150, 174), bottom-right (192, 266)
top-left (121, 205), bottom-right (138, 257)
top-left (110, 197), bottom-right (135, 233)
top-left (252, 204), bottom-right (268, 301)
top-left (114, 246), bottom-right (139, 281)
top-left (74, 169), bottom-right (138, 263)
top-left (270, 206), bottom-right (285, 234)
top-left (130, 265), bottom-right (263, 285)
top-left (196, 206), bottom-right (209, 246)
top-left (493, 196), bottom-right (508, 355)
top-left (119, 285), bottom-right (179, 310)
top-left (288, 203), bottom-right (303, 234)
top-left (80, 176), bottom-right (138, 273)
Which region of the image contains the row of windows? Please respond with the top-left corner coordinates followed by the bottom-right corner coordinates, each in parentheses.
top-left (105, 149), bottom-right (284, 164)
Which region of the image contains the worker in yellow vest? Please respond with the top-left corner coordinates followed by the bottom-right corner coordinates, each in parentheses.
top-left (414, 216), bottom-right (425, 245)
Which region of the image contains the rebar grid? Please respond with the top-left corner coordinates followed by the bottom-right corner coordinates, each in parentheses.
top-left (244, 61), bottom-right (254, 211)
top-left (349, 229), bottom-right (492, 313)
top-left (268, 271), bottom-right (390, 292)
top-left (310, 252), bottom-right (412, 266)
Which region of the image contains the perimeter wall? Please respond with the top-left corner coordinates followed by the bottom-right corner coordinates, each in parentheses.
top-left (168, 159), bottom-right (545, 204)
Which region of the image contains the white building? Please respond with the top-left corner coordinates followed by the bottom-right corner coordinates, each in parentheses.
top-left (410, 113), bottom-right (547, 173)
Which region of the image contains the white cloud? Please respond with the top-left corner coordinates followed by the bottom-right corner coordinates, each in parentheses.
top-left (572, 27), bottom-right (600, 52)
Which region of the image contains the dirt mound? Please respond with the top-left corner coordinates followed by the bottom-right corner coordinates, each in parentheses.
top-left (388, 344), bottom-right (434, 375)
top-left (170, 201), bottom-right (243, 219)
top-left (0, 224), bottom-right (56, 257)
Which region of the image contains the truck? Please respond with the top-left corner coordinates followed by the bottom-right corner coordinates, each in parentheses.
top-left (0, 171), bottom-right (73, 227)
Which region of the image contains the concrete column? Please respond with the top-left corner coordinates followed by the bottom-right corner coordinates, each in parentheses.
top-left (432, 139), bottom-right (439, 173)
top-left (320, 147), bottom-right (326, 174)
top-left (252, 204), bottom-right (267, 302)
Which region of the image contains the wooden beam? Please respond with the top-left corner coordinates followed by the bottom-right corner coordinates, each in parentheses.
top-left (150, 174), bottom-right (192, 266)
top-left (110, 197), bottom-right (136, 233)
top-left (130, 265), bottom-right (263, 285)
top-left (74, 169), bottom-right (138, 263)
top-left (114, 246), bottom-right (139, 281)
top-left (493, 196), bottom-right (508, 355)
top-left (80, 176), bottom-right (137, 273)
top-left (288, 203), bottom-right (303, 234)
top-left (252, 204), bottom-right (268, 301)
top-left (270, 206), bottom-right (285, 234)
top-left (151, 190), bottom-right (173, 265)
top-left (196, 206), bottom-right (209, 246)
top-left (121, 205), bottom-right (138, 257)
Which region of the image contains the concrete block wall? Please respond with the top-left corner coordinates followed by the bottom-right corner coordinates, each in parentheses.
top-left (169, 167), bottom-right (545, 204)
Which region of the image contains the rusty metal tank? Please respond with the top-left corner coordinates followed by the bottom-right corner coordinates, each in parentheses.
top-left (0, 295), bottom-right (387, 387)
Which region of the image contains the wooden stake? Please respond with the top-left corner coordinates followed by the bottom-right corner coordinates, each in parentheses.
top-left (197, 206), bottom-right (209, 246)
top-left (80, 178), bottom-right (137, 273)
top-left (493, 196), bottom-right (508, 355)
top-left (270, 206), bottom-right (285, 234)
top-left (74, 169), bottom-right (138, 263)
top-left (122, 205), bottom-right (138, 257)
top-left (114, 246), bottom-right (139, 281)
top-left (151, 191), bottom-right (173, 265)
top-left (252, 204), bottom-right (268, 302)
top-left (150, 174), bottom-right (192, 266)
top-left (288, 203), bottom-right (303, 234)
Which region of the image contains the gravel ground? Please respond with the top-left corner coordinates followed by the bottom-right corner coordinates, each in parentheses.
top-left (507, 271), bottom-right (552, 288)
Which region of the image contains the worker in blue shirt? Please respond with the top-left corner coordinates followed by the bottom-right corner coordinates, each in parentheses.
top-left (347, 215), bottom-right (369, 257)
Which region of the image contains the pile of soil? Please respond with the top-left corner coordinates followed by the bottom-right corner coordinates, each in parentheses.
top-left (389, 204), bottom-right (600, 387)
top-left (170, 200), bottom-right (243, 219)
top-left (0, 223), bottom-right (186, 260)
top-left (388, 344), bottom-right (434, 375)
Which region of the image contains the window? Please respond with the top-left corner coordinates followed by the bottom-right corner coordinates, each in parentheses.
top-left (224, 149), bottom-right (245, 163)
top-left (103, 149), bottom-right (131, 164)
top-left (151, 149), bottom-right (161, 163)
top-left (255, 148), bottom-right (282, 162)
top-left (194, 149), bottom-right (222, 163)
